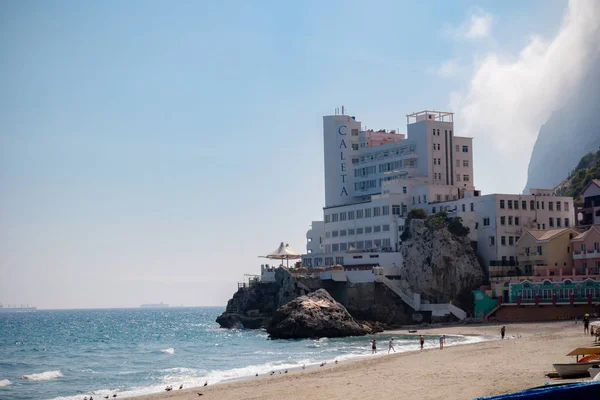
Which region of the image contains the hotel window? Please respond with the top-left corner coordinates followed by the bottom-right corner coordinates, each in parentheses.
top-left (332, 244), bottom-right (339, 252)
top-left (556, 218), bottom-right (561, 227)
top-left (325, 232), bottom-right (330, 238)
top-left (373, 207), bottom-right (381, 216)
top-left (382, 205), bottom-right (389, 215)
top-left (515, 217), bottom-right (520, 225)
top-left (332, 230), bottom-right (338, 237)
top-left (514, 201), bottom-right (519, 210)
top-left (340, 230), bottom-right (347, 236)
top-left (365, 240), bottom-right (373, 249)
top-left (530, 200), bottom-right (535, 210)
top-left (462, 204), bottom-right (466, 212)
top-left (356, 209), bottom-right (363, 219)
top-left (374, 225), bottom-right (381, 233)
top-left (433, 158), bottom-right (437, 165)
top-left (522, 200), bottom-right (527, 210)
top-left (418, 195), bottom-right (421, 204)
top-left (356, 241), bottom-right (364, 249)
top-left (352, 143), bottom-right (359, 151)
top-left (463, 160), bottom-right (469, 167)
top-left (340, 212), bottom-right (347, 221)
top-left (556, 202), bottom-right (561, 211)
top-left (332, 213), bottom-right (339, 222)
top-left (325, 214), bottom-right (331, 223)
top-left (413, 196), bottom-right (415, 205)
top-left (383, 238), bottom-right (391, 247)
top-left (541, 201), bottom-right (544, 210)
top-left (564, 202), bottom-right (569, 211)
top-left (432, 143), bottom-right (436, 150)
top-left (536, 201), bottom-right (539, 210)
top-left (462, 145), bottom-right (469, 152)
top-left (565, 218), bottom-right (570, 227)
top-left (500, 216), bottom-right (506, 225)
top-left (438, 158), bottom-right (441, 165)
top-left (365, 208), bottom-right (372, 218)
top-left (325, 257), bottom-right (334, 266)
top-left (352, 158), bottom-right (359, 164)
top-left (537, 246), bottom-right (543, 255)
top-left (351, 129), bottom-right (359, 136)
top-left (548, 202), bottom-right (553, 211)
top-left (509, 236), bottom-right (514, 246)
top-left (456, 145), bottom-right (460, 152)
top-left (508, 200), bottom-right (513, 209)
top-left (392, 205), bottom-right (401, 215)
top-left (595, 242), bottom-right (599, 252)
top-left (424, 194), bottom-right (427, 203)
top-left (339, 243), bottom-right (347, 251)
top-left (549, 217), bottom-right (554, 227)
top-left (456, 159), bottom-right (460, 167)
top-left (456, 174), bottom-right (461, 182)
top-left (525, 247), bottom-right (530, 255)
top-left (383, 224), bottom-right (390, 231)
top-left (508, 216), bottom-right (513, 225)
top-left (463, 175), bottom-right (470, 182)
top-left (348, 210), bottom-right (355, 220)
top-left (500, 200), bottom-right (505, 209)
top-left (489, 236), bottom-right (495, 246)
top-left (432, 129), bottom-right (436, 136)
top-left (348, 228), bottom-right (355, 235)
top-left (432, 207), bottom-right (436, 214)
top-left (470, 203), bottom-right (474, 212)
top-left (402, 186), bottom-right (407, 194)
top-left (501, 236), bottom-right (506, 245)
top-left (365, 226), bottom-right (372, 234)
top-left (356, 228), bottom-right (363, 234)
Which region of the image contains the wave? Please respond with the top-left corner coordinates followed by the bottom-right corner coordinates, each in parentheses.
top-left (21, 370), bottom-right (63, 381)
top-left (0, 379), bottom-right (11, 387)
top-left (160, 347), bottom-right (175, 354)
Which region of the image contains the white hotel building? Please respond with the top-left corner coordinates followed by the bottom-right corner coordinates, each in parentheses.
top-left (302, 109), bottom-right (475, 269)
top-left (300, 108), bottom-right (575, 276)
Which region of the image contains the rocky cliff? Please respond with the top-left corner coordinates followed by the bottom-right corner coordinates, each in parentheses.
top-left (400, 214), bottom-right (484, 311)
top-left (524, 59), bottom-right (600, 193)
top-left (216, 268), bottom-right (311, 329)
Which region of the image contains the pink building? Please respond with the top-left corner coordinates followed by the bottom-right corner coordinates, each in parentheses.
top-left (363, 129), bottom-right (405, 147)
top-left (572, 225), bottom-right (600, 274)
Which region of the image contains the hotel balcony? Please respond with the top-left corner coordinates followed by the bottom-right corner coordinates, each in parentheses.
top-left (517, 252), bottom-right (545, 263)
top-left (573, 249), bottom-right (600, 260)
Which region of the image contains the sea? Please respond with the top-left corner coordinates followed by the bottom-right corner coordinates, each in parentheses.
top-left (0, 307), bottom-right (486, 400)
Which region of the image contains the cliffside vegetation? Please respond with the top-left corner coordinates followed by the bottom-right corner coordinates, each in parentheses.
top-left (554, 149), bottom-right (600, 202)
top-left (401, 209), bottom-right (470, 241)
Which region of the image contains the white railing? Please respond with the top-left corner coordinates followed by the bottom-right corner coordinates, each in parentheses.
top-left (448, 303), bottom-right (467, 320)
top-left (377, 276), bottom-right (419, 310)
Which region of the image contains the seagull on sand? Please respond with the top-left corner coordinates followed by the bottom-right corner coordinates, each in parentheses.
top-left (179, 384), bottom-right (183, 390)
top-left (203, 381), bottom-right (208, 387)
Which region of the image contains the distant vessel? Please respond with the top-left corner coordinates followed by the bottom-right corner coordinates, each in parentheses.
top-left (140, 302), bottom-right (169, 309)
top-left (0, 304), bottom-right (37, 313)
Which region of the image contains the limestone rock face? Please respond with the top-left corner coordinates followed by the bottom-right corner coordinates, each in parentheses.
top-left (266, 289), bottom-right (371, 339)
top-left (216, 268), bottom-right (310, 329)
top-left (401, 218), bottom-right (483, 308)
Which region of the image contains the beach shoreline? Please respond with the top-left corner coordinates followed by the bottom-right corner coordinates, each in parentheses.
top-left (126, 320), bottom-right (592, 400)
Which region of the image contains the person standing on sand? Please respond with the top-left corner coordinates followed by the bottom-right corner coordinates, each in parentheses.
top-left (439, 335), bottom-right (444, 350)
top-left (584, 314), bottom-right (590, 334)
top-left (371, 339), bottom-right (377, 354)
top-left (501, 326), bottom-right (506, 340)
top-left (419, 335), bottom-right (425, 350)
top-left (388, 338), bottom-right (396, 353)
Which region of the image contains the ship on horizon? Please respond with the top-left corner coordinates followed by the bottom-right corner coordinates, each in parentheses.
top-left (140, 302), bottom-right (169, 309)
top-left (0, 303), bottom-right (37, 313)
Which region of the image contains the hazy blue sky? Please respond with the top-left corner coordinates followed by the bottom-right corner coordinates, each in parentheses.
top-left (1, 1), bottom-right (598, 309)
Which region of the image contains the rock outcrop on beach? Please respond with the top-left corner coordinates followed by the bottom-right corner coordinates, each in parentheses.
top-left (401, 213), bottom-right (484, 311)
top-left (216, 267), bottom-right (311, 329)
top-left (266, 289), bottom-right (371, 339)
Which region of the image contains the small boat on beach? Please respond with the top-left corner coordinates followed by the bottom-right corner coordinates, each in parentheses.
top-left (552, 347), bottom-right (600, 378)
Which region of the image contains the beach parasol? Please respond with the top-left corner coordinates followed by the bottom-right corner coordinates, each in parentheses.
top-left (261, 242), bottom-right (301, 267)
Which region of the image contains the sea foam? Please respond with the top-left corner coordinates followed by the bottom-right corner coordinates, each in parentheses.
top-left (0, 379), bottom-right (11, 387)
top-left (21, 370), bottom-right (63, 381)
top-left (160, 347), bottom-right (175, 354)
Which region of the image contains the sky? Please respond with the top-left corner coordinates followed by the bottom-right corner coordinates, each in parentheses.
top-left (1, 0), bottom-right (599, 309)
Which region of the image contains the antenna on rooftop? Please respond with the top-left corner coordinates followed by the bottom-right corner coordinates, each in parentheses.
top-left (341, 105), bottom-right (345, 115)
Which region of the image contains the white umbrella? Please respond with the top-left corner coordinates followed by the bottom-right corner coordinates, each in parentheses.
top-left (261, 242), bottom-right (301, 267)
top-left (590, 320), bottom-right (600, 328)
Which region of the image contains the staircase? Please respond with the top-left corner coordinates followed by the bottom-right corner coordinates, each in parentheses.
top-left (377, 275), bottom-right (467, 320)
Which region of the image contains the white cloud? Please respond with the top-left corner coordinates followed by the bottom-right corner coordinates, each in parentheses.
top-left (447, 8), bottom-right (493, 40)
top-left (452, 0), bottom-right (600, 193)
top-left (426, 59), bottom-right (460, 78)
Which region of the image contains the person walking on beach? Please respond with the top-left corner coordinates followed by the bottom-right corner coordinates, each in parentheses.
top-left (371, 339), bottom-right (377, 354)
top-left (439, 335), bottom-right (444, 350)
top-left (388, 338), bottom-right (396, 353)
top-left (584, 314), bottom-right (590, 334)
top-left (419, 335), bottom-right (425, 350)
top-left (501, 326), bottom-right (506, 340)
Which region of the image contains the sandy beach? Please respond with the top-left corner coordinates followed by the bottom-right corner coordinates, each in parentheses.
top-left (131, 321), bottom-right (594, 400)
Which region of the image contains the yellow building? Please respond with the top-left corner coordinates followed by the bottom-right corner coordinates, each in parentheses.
top-left (516, 228), bottom-right (579, 273)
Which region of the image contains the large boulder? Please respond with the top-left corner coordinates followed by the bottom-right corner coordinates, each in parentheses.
top-left (266, 289), bottom-right (371, 339)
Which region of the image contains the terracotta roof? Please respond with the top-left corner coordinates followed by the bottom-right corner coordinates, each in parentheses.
top-left (572, 225), bottom-right (600, 241)
top-left (525, 228), bottom-right (575, 242)
top-left (580, 179), bottom-right (600, 196)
